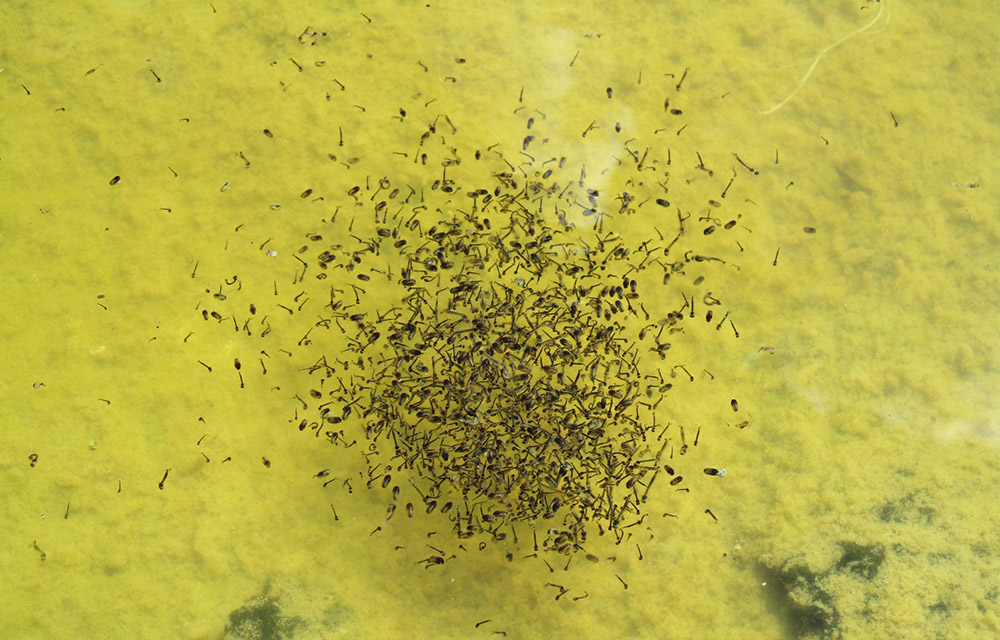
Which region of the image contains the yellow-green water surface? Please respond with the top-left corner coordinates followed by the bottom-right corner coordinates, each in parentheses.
top-left (2, 1), bottom-right (998, 638)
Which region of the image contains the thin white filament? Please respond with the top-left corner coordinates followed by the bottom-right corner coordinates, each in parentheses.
top-left (758, 0), bottom-right (890, 115)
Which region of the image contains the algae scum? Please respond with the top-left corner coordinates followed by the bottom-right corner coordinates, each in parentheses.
top-left (196, 29), bottom-right (757, 582)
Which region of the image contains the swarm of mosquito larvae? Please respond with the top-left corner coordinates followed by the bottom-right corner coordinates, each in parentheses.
top-left (297, 136), bottom-right (739, 555)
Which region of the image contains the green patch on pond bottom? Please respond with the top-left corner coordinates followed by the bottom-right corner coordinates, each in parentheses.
top-left (226, 594), bottom-right (302, 640)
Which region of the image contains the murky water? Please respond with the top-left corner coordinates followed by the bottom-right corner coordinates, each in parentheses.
top-left (2, 1), bottom-right (998, 638)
